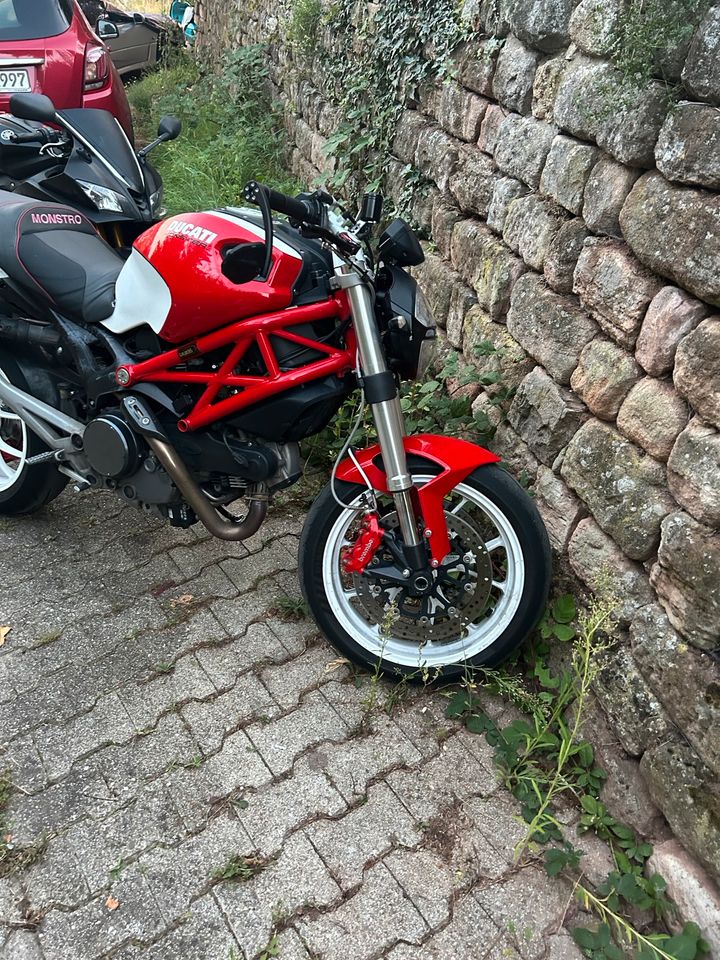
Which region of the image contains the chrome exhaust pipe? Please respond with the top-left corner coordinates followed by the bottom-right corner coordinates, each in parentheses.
top-left (146, 436), bottom-right (267, 542)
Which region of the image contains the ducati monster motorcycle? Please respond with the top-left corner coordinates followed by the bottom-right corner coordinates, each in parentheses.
top-left (0, 126), bottom-right (551, 676)
top-left (0, 93), bottom-right (179, 251)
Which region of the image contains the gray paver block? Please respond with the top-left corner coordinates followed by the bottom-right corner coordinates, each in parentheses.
top-left (384, 847), bottom-right (457, 928)
top-left (195, 623), bottom-right (288, 689)
top-left (119, 653), bottom-right (217, 730)
top-left (23, 833), bottom-right (90, 911)
top-left (216, 832), bottom-right (341, 958)
top-left (182, 671), bottom-right (279, 753)
top-left (0, 931), bottom-right (45, 960)
top-left (244, 689), bottom-right (351, 777)
top-left (260, 641), bottom-right (345, 710)
top-left (296, 861), bottom-right (428, 960)
top-left (307, 782), bottom-right (422, 891)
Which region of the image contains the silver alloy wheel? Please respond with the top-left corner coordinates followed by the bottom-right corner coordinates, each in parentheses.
top-left (322, 475), bottom-right (526, 669)
top-left (0, 367), bottom-right (28, 493)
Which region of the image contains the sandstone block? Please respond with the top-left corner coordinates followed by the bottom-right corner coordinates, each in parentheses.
top-left (573, 238), bottom-right (663, 349)
top-left (651, 511), bottom-right (720, 650)
top-left (478, 103), bottom-right (509, 155)
top-left (457, 39), bottom-right (501, 96)
top-left (508, 366), bottom-right (588, 464)
top-left (413, 252), bottom-right (460, 328)
top-left (534, 466), bottom-right (586, 552)
top-left (462, 307), bottom-right (534, 395)
top-left (620, 172), bottom-right (720, 307)
top-left (507, 273), bottom-right (598, 384)
top-left (415, 125), bottom-right (460, 192)
top-left (635, 287), bottom-right (708, 377)
top-left (646, 841), bottom-right (720, 956)
top-left (667, 417), bottom-right (720, 527)
top-left (491, 36), bottom-right (541, 114)
top-left (431, 198), bottom-right (463, 258)
top-left (393, 111), bottom-right (430, 164)
top-left (449, 145), bottom-right (496, 216)
top-left (490, 421), bottom-right (540, 481)
top-left (503, 194), bottom-right (566, 271)
top-left (568, 0), bottom-right (622, 55)
top-left (674, 318), bottom-right (720, 429)
top-left (554, 56), bottom-right (670, 166)
top-left (593, 644), bottom-right (673, 756)
top-left (682, 4), bottom-right (720, 104)
top-left (568, 518), bottom-right (654, 624)
top-left (631, 603), bottom-right (720, 775)
top-left (582, 156), bottom-right (640, 238)
top-left (487, 176), bottom-right (530, 235)
top-left (617, 377), bottom-right (689, 461)
top-left (532, 53), bottom-right (566, 120)
top-left (640, 733), bottom-right (720, 881)
top-left (507, 0), bottom-right (578, 51)
top-left (545, 219), bottom-right (591, 294)
top-left (656, 101), bottom-right (720, 189)
top-left (446, 283), bottom-right (477, 348)
top-left (451, 220), bottom-right (527, 320)
top-left (561, 420), bottom-right (676, 560)
top-left (493, 114), bottom-right (557, 188)
top-left (570, 337), bottom-right (641, 420)
top-left (437, 84), bottom-right (488, 142)
top-left (540, 135), bottom-right (599, 215)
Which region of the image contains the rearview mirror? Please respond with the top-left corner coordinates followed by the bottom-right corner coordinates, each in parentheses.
top-left (158, 116), bottom-right (182, 141)
top-left (133, 12), bottom-right (145, 23)
top-left (96, 18), bottom-right (119, 39)
top-left (221, 242), bottom-right (266, 285)
top-left (10, 93), bottom-right (56, 124)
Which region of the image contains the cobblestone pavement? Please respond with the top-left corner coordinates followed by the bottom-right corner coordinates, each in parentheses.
top-left (0, 490), bottom-right (587, 960)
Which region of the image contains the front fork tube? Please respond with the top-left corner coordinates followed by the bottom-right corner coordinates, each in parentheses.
top-left (338, 271), bottom-right (426, 570)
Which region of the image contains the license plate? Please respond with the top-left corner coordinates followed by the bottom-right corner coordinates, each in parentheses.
top-left (0, 69), bottom-right (30, 92)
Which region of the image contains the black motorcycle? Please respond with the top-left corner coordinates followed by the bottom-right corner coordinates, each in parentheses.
top-left (0, 93), bottom-right (180, 251)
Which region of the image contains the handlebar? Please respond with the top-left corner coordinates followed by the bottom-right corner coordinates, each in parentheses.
top-left (243, 180), bottom-right (323, 227)
top-left (8, 127), bottom-right (64, 146)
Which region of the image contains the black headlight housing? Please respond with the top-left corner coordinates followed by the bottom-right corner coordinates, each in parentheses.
top-left (376, 265), bottom-right (437, 381)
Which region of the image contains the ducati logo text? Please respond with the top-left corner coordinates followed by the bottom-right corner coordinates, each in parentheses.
top-left (167, 219), bottom-right (218, 247)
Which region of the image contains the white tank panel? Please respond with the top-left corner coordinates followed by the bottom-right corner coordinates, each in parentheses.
top-left (101, 249), bottom-right (172, 335)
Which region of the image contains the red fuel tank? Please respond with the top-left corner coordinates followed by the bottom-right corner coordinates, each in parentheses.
top-left (130, 209), bottom-right (306, 343)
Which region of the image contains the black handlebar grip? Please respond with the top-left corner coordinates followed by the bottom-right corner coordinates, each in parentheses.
top-left (11, 130), bottom-right (44, 144)
top-left (243, 181), bottom-right (319, 225)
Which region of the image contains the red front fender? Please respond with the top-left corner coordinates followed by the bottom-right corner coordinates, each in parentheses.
top-left (336, 434), bottom-right (500, 562)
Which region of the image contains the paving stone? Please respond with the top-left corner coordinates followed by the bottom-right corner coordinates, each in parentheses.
top-left (119, 654), bottom-right (217, 732)
top-left (38, 872), bottom-right (165, 960)
top-left (296, 861), bottom-right (427, 959)
top-left (112, 895), bottom-right (242, 960)
top-left (23, 833), bottom-right (90, 910)
top-left (0, 931), bottom-right (44, 960)
top-left (236, 759), bottom-right (346, 857)
top-left (165, 727), bottom-right (273, 831)
top-left (386, 735), bottom-right (496, 821)
top-left (220, 535), bottom-right (300, 592)
top-left (244, 690), bottom-right (351, 777)
top-left (307, 782), bottom-right (422, 890)
top-left (473, 866), bottom-right (574, 960)
top-left (216, 832), bottom-right (341, 959)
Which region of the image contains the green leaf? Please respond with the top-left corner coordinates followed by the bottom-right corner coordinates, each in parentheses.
top-left (420, 380), bottom-right (440, 394)
top-left (553, 624), bottom-right (576, 642)
top-left (465, 713), bottom-right (492, 734)
top-left (445, 690), bottom-right (470, 718)
top-left (580, 795), bottom-right (599, 815)
top-left (552, 595), bottom-right (577, 624)
top-left (572, 927), bottom-right (598, 950)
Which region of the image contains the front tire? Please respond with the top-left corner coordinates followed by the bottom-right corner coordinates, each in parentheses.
top-left (0, 355), bottom-right (67, 516)
top-left (299, 464), bottom-right (551, 678)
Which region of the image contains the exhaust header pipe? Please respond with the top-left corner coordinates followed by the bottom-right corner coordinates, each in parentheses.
top-left (146, 436), bottom-right (267, 542)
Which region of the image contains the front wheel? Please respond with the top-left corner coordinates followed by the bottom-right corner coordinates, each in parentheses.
top-left (299, 464), bottom-right (551, 679)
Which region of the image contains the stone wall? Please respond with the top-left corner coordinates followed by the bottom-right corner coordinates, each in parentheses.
top-left (197, 0), bottom-right (720, 890)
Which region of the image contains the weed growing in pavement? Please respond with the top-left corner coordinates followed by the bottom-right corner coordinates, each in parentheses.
top-left (269, 596), bottom-right (311, 622)
top-left (258, 933), bottom-right (281, 959)
top-left (212, 854), bottom-right (269, 883)
top-left (445, 591), bottom-right (710, 960)
top-left (0, 770), bottom-right (47, 878)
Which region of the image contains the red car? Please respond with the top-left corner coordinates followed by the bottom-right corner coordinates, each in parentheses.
top-left (0, 0), bottom-right (133, 140)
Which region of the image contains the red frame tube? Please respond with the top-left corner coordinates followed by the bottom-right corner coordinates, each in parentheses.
top-left (115, 298), bottom-right (355, 432)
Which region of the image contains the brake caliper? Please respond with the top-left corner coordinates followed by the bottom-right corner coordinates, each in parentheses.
top-left (342, 512), bottom-right (384, 575)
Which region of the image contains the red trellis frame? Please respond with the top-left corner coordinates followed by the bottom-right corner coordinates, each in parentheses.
top-left (115, 298), bottom-right (356, 432)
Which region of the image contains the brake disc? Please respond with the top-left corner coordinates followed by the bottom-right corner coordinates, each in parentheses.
top-left (354, 510), bottom-right (494, 642)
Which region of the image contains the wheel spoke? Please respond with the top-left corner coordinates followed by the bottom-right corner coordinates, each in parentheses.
top-left (485, 536), bottom-right (504, 552)
top-left (450, 497), bottom-right (468, 515)
top-left (492, 579), bottom-right (507, 593)
top-left (0, 436), bottom-right (21, 458)
top-left (0, 410), bottom-right (21, 422)
top-left (0, 457), bottom-right (16, 479)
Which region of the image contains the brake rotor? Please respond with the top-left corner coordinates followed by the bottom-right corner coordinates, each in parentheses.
top-left (353, 509), bottom-right (495, 642)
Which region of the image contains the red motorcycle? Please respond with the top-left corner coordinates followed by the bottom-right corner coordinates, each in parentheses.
top-left (0, 103), bottom-right (551, 677)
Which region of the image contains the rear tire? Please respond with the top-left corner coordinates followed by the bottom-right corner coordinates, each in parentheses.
top-left (299, 463), bottom-right (551, 678)
top-left (0, 354), bottom-right (67, 516)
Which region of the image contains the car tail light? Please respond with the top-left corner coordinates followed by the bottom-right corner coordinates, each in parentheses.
top-left (84, 45), bottom-right (110, 91)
